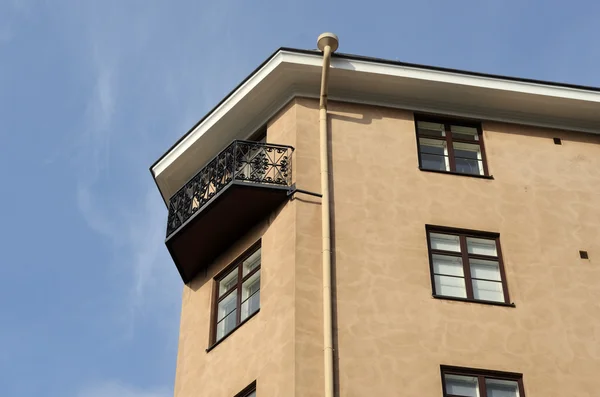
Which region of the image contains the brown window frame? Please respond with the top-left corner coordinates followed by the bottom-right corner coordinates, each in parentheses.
top-left (208, 242), bottom-right (261, 349)
top-left (441, 365), bottom-right (525, 397)
top-left (234, 381), bottom-right (256, 397)
top-left (426, 225), bottom-right (513, 307)
top-left (415, 115), bottom-right (491, 178)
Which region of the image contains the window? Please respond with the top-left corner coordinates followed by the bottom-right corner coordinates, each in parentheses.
top-left (415, 117), bottom-right (489, 176)
top-left (426, 226), bottom-right (511, 305)
top-left (249, 128), bottom-right (266, 143)
top-left (441, 366), bottom-right (525, 397)
top-left (212, 243), bottom-right (261, 345)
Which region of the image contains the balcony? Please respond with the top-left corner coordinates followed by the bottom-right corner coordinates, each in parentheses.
top-left (165, 140), bottom-right (294, 283)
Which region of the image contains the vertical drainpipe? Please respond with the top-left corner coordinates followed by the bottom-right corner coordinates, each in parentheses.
top-left (317, 32), bottom-right (339, 397)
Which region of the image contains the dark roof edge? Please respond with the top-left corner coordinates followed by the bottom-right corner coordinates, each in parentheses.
top-left (150, 47), bottom-right (600, 177)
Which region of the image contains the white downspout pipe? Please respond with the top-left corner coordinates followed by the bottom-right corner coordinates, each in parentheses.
top-left (317, 32), bottom-right (338, 397)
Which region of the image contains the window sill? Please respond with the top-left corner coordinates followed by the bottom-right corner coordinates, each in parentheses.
top-left (206, 309), bottom-right (260, 353)
top-left (433, 295), bottom-right (515, 308)
top-left (419, 167), bottom-right (494, 180)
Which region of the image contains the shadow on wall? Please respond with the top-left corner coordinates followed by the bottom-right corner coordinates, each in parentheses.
top-left (328, 110), bottom-right (377, 126)
top-left (187, 203), bottom-right (284, 293)
top-left (485, 120), bottom-right (600, 145)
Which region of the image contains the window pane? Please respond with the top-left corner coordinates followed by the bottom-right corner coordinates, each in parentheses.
top-left (421, 153), bottom-right (449, 171)
top-left (470, 259), bottom-right (501, 281)
top-left (430, 233), bottom-right (461, 252)
top-left (472, 279), bottom-right (504, 302)
top-left (453, 142), bottom-right (483, 175)
top-left (420, 137), bottom-right (447, 155)
top-left (216, 290), bottom-right (238, 340)
top-left (243, 247), bottom-right (261, 276)
top-left (451, 125), bottom-right (479, 141)
top-left (435, 275), bottom-right (467, 298)
top-left (467, 237), bottom-right (497, 257)
top-left (454, 142), bottom-right (482, 159)
top-left (246, 392), bottom-right (256, 397)
top-left (218, 268), bottom-right (238, 297)
top-left (417, 121), bottom-right (445, 138)
top-left (455, 157), bottom-right (484, 175)
top-left (486, 378), bottom-right (519, 397)
top-left (420, 138), bottom-right (449, 172)
top-left (241, 270), bottom-right (260, 321)
top-left (432, 254), bottom-right (464, 276)
top-left (445, 374), bottom-right (480, 397)
top-left (216, 308), bottom-right (237, 341)
top-left (217, 290), bottom-right (237, 321)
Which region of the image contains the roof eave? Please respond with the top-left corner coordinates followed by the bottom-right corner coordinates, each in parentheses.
top-left (151, 48), bottom-right (600, 204)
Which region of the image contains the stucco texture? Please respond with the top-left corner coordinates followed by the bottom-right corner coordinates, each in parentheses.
top-left (322, 100), bottom-right (600, 397)
top-left (173, 101), bottom-right (299, 397)
top-left (173, 98), bottom-right (600, 397)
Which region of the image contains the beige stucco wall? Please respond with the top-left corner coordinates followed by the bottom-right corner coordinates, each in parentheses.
top-left (320, 99), bottom-right (599, 397)
top-left (172, 102), bottom-right (299, 397)
top-left (173, 97), bottom-right (600, 397)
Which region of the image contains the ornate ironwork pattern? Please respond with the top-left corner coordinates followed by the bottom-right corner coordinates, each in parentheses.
top-left (166, 140), bottom-right (294, 237)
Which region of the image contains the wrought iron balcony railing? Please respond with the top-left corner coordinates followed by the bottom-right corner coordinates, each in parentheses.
top-left (166, 140), bottom-right (294, 238)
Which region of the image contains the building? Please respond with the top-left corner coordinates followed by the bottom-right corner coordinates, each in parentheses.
top-left (150, 33), bottom-right (600, 397)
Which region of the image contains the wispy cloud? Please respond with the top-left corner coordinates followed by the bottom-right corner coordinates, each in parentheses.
top-left (77, 381), bottom-right (170, 397)
top-left (81, 59), bottom-right (116, 180)
top-left (57, 1), bottom-right (253, 394)
top-left (73, 0), bottom-right (181, 325)
top-left (71, 0), bottom-right (243, 328)
top-left (76, 68), bottom-right (179, 338)
top-left (75, 183), bottom-right (176, 310)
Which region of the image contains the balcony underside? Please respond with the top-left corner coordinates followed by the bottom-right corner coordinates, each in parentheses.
top-left (166, 182), bottom-right (289, 283)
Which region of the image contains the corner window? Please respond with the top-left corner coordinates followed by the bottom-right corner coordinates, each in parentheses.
top-left (442, 366), bottom-right (525, 397)
top-left (426, 226), bottom-right (511, 305)
top-left (212, 243), bottom-right (261, 345)
top-left (416, 117), bottom-right (489, 176)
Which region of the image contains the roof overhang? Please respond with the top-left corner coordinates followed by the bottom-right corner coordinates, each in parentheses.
top-left (151, 48), bottom-right (600, 204)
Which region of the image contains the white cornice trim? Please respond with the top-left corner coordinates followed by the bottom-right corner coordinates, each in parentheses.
top-left (279, 49), bottom-right (600, 102)
top-left (152, 49), bottom-right (600, 185)
top-left (152, 52), bottom-right (287, 176)
top-left (329, 57), bottom-right (600, 102)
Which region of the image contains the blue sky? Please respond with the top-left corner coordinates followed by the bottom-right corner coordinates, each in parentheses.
top-left (1, 1), bottom-right (598, 396)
